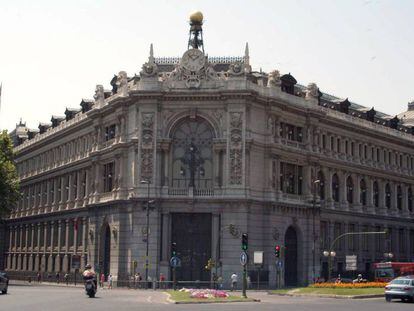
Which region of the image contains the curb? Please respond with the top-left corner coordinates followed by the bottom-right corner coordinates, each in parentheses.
top-left (268, 292), bottom-right (383, 299)
top-left (165, 292), bottom-right (260, 304)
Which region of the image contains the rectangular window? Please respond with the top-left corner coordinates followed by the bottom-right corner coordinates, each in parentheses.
top-left (410, 230), bottom-right (414, 255)
top-left (322, 135), bottom-right (326, 149)
top-left (280, 162), bottom-right (303, 195)
top-left (330, 136), bottom-right (334, 151)
top-left (399, 229), bottom-right (405, 253)
top-left (345, 140), bottom-right (348, 154)
top-left (334, 223), bottom-right (342, 250)
top-left (375, 226), bottom-right (381, 252)
top-left (336, 138), bottom-right (340, 153)
top-left (104, 124), bottom-right (116, 141)
top-left (348, 224), bottom-right (355, 251)
top-left (103, 162), bottom-right (115, 192)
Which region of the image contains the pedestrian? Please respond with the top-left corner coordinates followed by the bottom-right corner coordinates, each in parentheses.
top-left (247, 275), bottom-right (251, 289)
top-left (159, 273), bottom-right (165, 289)
top-left (212, 272), bottom-right (218, 289)
top-left (100, 273), bottom-right (105, 288)
top-left (37, 272), bottom-right (41, 283)
top-left (335, 274), bottom-right (342, 284)
top-left (55, 272), bottom-right (60, 284)
top-left (108, 273), bottom-right (113, 289)
top-left (137, 272), bottom-right (142, 288)
top-left (230, 272), bottom-right (238, 291)
top-left (64, 273), bottom-right (69, 285)
top-left (217, 276), bottom-right (223, 289)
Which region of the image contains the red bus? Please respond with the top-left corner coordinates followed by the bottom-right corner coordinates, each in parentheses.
top-left (373, 262), bottom-right (414, 282)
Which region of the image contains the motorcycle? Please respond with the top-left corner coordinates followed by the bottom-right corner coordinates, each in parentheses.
top-left (84, 278), bottom-right (97, 298)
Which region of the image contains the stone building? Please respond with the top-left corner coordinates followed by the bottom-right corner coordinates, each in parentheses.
top-left (2, 12), bottom-right (414, 287)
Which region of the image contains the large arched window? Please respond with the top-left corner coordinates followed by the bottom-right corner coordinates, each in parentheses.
top-left (373, 181), bottom-right (379, 208)
top-left (332, 174), bottom-right (340, 202)
top-left (171, 117), bottom-right (214, 189)
top-left (360, 179), bottom-right (367, 206)
top-left (317, 171), bottom-right (325, 200)
top-left (346, 176), bottom-right (353, 203)
top-left (408, 187), bottom-right (413, 212)
top-left (385, 183), bottom-right (391, 209)
top-left (397, 186), bottom-right (402, 210)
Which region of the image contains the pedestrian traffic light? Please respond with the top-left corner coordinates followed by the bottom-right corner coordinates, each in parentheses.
top-left (171, 242), bottom-right (177, 257)
top-left (275, 245), bottom-right (281, 258)
top-left (241, 233), bottom-right (248, 251)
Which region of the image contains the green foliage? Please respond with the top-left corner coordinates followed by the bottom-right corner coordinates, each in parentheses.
top-left (0, 130), bottom-right (20, 218)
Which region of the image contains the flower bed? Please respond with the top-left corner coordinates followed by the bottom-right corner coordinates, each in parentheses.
top-left (179, 288), bottom-right (229, 299)
top-left (311, 282), bottom-right (386, 288)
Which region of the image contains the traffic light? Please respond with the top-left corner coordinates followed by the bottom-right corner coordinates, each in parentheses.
top-left (171, 242), bottom-right (177, 257)
top-left (241, 233), bottom-right (248, 251)
top-left (275, 245), bottom-right (281, 258)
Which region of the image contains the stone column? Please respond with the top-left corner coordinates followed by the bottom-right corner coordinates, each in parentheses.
top-left (378, 181), bottom-right (387, 215)
top-left (74, 219), bottom-right (78, 255)
top-left (76, 171), bottom-right (81, 207)
top-left (81, 217), bottom-right (87, 270)
top-left (48, 221), bottom-right (54, 272)
top-left (340, 171), bottom-right (348, 210)
top-left (63, 220), bottom-right (70, 272)
top-left (211, 214), bottom-right (220, 265)
top-left (56, 220), bottom-right (62, 272)
top-left (302, 165), bottom-right (312, 200)
top-left (324, 168), bottom-right (333, 208)
top-left (68, 174), bottom-right (73, 206)
top-left (402, 184), bottom-right (410, 217)
top-left (366, 177), bottom-right (374, 213)
top-left (353, 174), bottom-right (361, 212)
top-left (274, 117), bottom-right (281, 143)
top-left (28, 224), bottom-right (34, 271)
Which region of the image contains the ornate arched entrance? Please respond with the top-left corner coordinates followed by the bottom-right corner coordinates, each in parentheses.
top-left (284, 226), bottom-right (298, 286)
top-left (99, 223), bottom-right (111, 277)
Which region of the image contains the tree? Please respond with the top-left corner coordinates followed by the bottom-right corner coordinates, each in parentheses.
top-left (0, 130), bottom-right (20, 218)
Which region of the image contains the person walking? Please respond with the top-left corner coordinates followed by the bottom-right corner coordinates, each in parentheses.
top-left (100, 273), bottom-right (105, 288)
top-left (108, 273), bottom-right (113, 289)
top-left (37, 272), bottom-right (41, 283)
top-left (55, 272), bottom-right (60, 284)
top-left (159, 273), bottom-right (165, 289)
top-left (64, 273), bottom-right (69, 285)
top-left (230, 273), bottom-right (238, 291)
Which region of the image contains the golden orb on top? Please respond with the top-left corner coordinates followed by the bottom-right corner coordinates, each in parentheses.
top-left (189, 11), bottom-right (203, 24)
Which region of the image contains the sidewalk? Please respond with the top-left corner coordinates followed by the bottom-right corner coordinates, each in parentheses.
top-left (10, 280), bottom-right (83, 288)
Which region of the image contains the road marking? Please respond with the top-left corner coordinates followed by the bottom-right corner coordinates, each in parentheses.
top-left (147, 295), bottom-right (152, 303)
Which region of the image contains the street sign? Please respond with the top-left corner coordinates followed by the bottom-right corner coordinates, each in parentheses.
top-left (170, 256), bottom-right (181, 268)
top-left (240, 251), bottom-right (248, 266)
top-left (72, 255), bottom-right (81, 269)
top-left (346, 255), bottom-right (357, 271)
top-left (254, 251), bottom-right (263, 265)
top-left (276, 260), bottom-right (283, 269)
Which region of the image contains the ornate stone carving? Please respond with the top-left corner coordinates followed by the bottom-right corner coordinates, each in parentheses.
top-left (140, 44), bottom-right (158, 78)
top-left (165, 49), bottom-right (221, 89)
top-left (93, 85), bottom-right (105, 107)
top-left (140, 112), bottom-right (155, 182)
top-left (116, 71), bottom-right (128, 96)
top-left (229, 112), bottom-right (243, 185)
top-left (306, 82), bottom-right (319, 100)
top-left (267, 70), bottom-right (281, 87)
top-left (227, 62), bottom-right (244, 77)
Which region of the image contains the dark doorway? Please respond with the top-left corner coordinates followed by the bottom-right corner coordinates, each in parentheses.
top-left (171, 213), bottom-right (212, 282)
top-left (284, 226), bottom-right (298, 286)
top-left (99, 224), bottom-right (111, 278)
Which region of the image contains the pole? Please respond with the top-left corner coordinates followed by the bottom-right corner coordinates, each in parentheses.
top-left (242, 264), bottom-right (247, 298)
top-left (145, 181), bottom-right (150, 289)
top-left (173, 267), bottom-right (176, 290)
top-left (312, 183), bottom-right (316, 283)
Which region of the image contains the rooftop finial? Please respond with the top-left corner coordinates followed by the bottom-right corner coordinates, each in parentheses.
top-left (244, 42), bottom-right (251, 73)
top-left (188, 11), bottom-right (204, 52)
top-left (149, 43), bottom-right (154, 63)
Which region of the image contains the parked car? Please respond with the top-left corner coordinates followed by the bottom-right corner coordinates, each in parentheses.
top-left (385, 275), bottom-right (414, 302)
top-left (0, 271), bottom-right (9, 294)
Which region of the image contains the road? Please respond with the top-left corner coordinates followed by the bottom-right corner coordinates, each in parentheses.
top-left (1, 285), bottom-right (414, 311)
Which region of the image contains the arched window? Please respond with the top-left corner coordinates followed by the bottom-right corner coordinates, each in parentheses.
top-left (317, 171), bottom-right (325, 200)
top-left (408, 187), bottom-right (413, 212)
top-left (332, 174), bottom-right (340, 202)
top-left (346, 176), bottom-right (353, 203)
top-left (385, 183), bottom-right (391, 209)
top-left (360, 179), bottom-right (367, 206)
top-left (171, 117), bottom-right (214, 189)
top-left (397, 186), bottom-right (402, 210)
top-left (373, 181), bottom-right (379, 207)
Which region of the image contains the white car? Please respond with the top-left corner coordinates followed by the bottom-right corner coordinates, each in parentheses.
top-left (385, 276), bottom-right (414, 302)
top-left (0, 272), bottom-right (9, 294)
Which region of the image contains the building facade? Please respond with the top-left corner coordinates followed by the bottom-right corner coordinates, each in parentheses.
top-left (2, 13), bottom-right (414, 287)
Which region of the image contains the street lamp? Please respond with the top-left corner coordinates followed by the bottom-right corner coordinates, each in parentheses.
top-left (140, 179), bottom-right (155, 289)
top-left (384, 252), bottom-right (394, 261)
top-left (323, 250), bottom-right (336, 281)
top-left (312, 179), bottom-right (320, 283)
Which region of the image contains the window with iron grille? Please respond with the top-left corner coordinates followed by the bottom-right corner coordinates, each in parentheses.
top-left (103, 162), bottom-right (114, 192)
top-left (105, 124), bottom-right (116, 141)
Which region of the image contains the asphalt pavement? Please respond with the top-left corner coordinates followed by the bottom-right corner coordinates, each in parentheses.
top-left (1, 285), bottom-right (414, 311)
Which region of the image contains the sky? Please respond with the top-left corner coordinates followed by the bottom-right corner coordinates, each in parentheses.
top-left (0, 0), bottom-right (413, 132)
